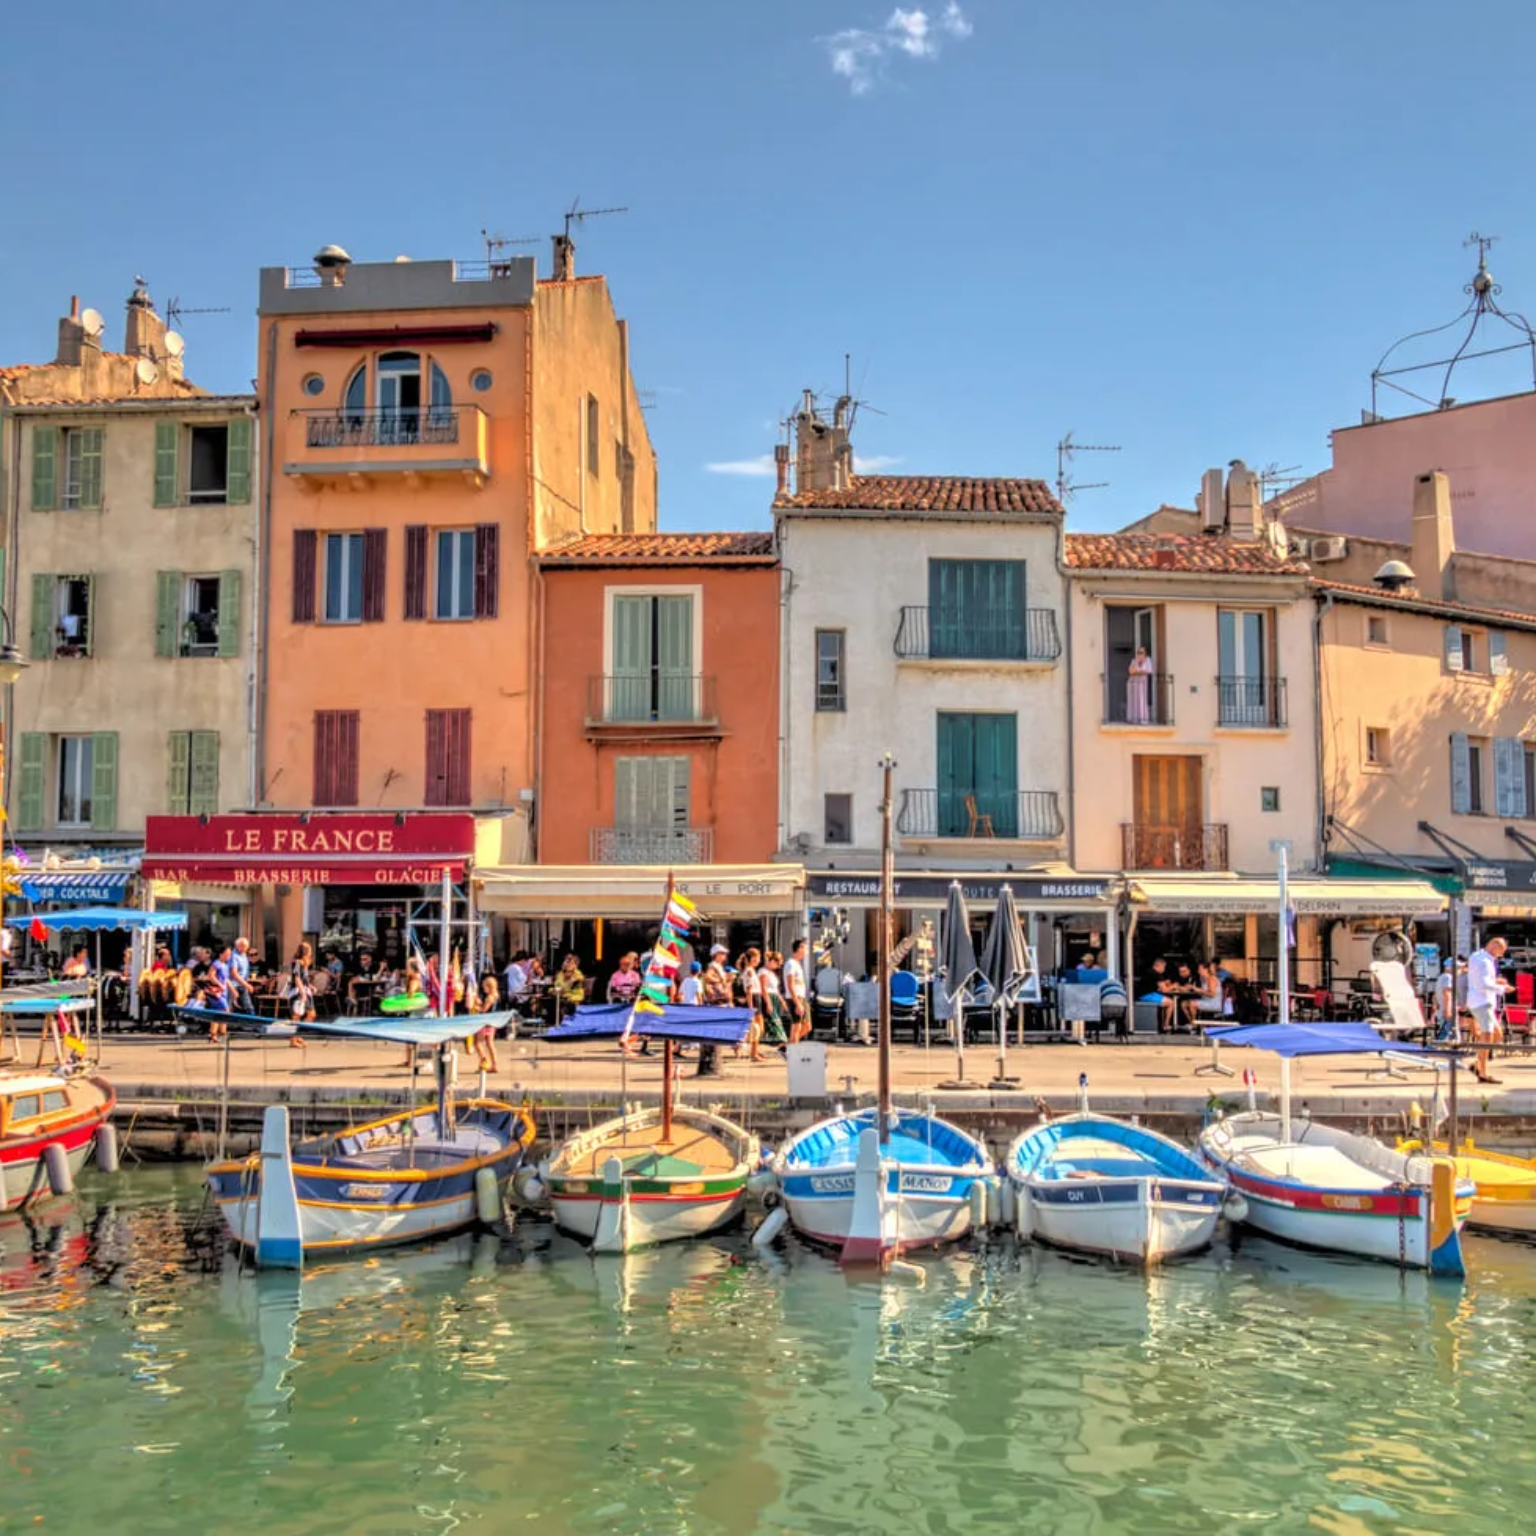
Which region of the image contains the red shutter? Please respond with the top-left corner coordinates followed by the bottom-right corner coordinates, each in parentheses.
top-left (404, 525), bottom-right (428, 620)
top-left (473, 523), bottom-right (499, 618)
top-left (425, 708), bottom-right (471, 806)
top-left (292, 530), bottom-right (317, 623)
top-left (314, 711), bottom-right (360, 806)
top-left (448, 709), bottom-right (471, 803)
top-left (362, 528), bottom-right (387, 622)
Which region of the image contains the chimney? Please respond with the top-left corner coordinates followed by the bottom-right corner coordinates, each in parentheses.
top-left (551, 233), bottom-right (575, 281)
top-left (774, 443), bottom-right (790, 496)
top-left (1410, 470), bottom-right (1456, 602)
top-left (55, 295), bottom-right (84, 366)
top-left (124, 279), bottom-right (167, 359)
top-left (793, 389), bottom-right (853, 493)
top-left (312, 244), bottom-right (352, 288)
top-left (1197, 467), bottom-right (1225, 534)
top-left (1225, 459), bottom-right (1261, 541)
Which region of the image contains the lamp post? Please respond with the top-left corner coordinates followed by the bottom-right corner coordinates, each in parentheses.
top-left (0, 626), bottom-right (29, 1057)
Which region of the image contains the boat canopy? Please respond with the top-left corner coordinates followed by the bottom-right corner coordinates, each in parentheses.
top-left (5, 906), bottom-right (188, 932)
top-left (1205, 1022), bottom-right (1429, 1058)
top-left (296, 1011), bottom-right (519, 1047)
top-left (0, 995), bottom-right (96, 1016)
top-left (547, 1002), bottom-right (755, 1045)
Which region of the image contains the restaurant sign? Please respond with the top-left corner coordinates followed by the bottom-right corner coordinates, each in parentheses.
top-left (807, 873), bottom-right (1112, 905)
top-left (1459, 860), bottom-right (1536, 893)
top-left (143, 813), bottom-right (476, 886)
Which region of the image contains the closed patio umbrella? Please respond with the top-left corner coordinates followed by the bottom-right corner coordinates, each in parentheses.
top-left (937, 881), bottom-right (983, 1088)
top-left (979, 884), bottom-right (1031, 1086)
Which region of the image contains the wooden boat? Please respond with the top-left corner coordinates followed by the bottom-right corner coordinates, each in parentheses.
top-left (1399, 1138), bottom-right (1536, 1236)
top-left (1007, 1110), bottom-right (1227, 1265)
top-left (542, 1001), bottom-right (758, 1253)
top-left (0, 1067), bottom-right (115, 1212)
top-left (205, 1012), bottom-right (534, 1266)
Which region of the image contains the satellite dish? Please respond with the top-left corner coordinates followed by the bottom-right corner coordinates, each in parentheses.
top-left (164, 330), bottom-right (185, 358)
top-left (136, 357), bottom-right (159, 385)
top-left (80, 308), bottom-right (104, 337)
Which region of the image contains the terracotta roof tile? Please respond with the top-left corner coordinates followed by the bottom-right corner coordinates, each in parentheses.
top-left (540, 531), bottom-right (776, 566)
top-left (1064, 532), bottom-right (1308, 575)
top-left (1312, 578), bottom-right (1536, 631)
top-left (774, 475), bottom-right (1062, 514)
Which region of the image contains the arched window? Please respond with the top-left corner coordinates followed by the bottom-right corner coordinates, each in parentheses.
top-left (428, 362), bottom-right (453, 436)
top-left (343, 363), bottom-right (367, 417)
top-left (376, 351), bottom-right (421, 443)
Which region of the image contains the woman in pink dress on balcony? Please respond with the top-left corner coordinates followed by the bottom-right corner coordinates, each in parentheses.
top-left (1126, 646), bottom-right (1154, 724)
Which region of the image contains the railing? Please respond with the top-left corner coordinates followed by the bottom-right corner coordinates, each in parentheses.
top-left (590, 827), bottom-right (714, 865)
top-left (1103, 671), bottom-right (1175, 726)
top-left (1121, 823), bottom-right (1229, 871)
top-left (1216, 675), bottom-right (1287, 728)
top-left (300, 406), bottom-right (466, 449)
top-left (585, 674), bottom-right (718, 726)
top-left (897, 788), bottom-right (1064, 840)
top-left (893, 607), bottom-right (1062, 662)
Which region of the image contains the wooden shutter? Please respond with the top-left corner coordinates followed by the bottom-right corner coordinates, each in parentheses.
top-left (936, 711), bottom-right (970, 836)
top-left (30, 573), bottom-right (54, 658)
top-left (30, 425), bottom-right (57, 511)
top-left (614, 757), bottom-right (642, 828)
top-left (473, 523), bottom-right (499, 618)
top-left (155, 571), bottom-right (181, 657)
top-left (656, 595), bottom-right (693, 720)
top-left (225, 416), bottom-right (252, 504)
top-left (929, 560), bottom-right (959, 658)
top-left (362, 529), bottom-right (387, 622)
top-left (664, 754), bottom-right (690, 830)
top-left (1494, 737), bottom-right (1527, 819)
top-left (153, 422), bottom-right (179, 506)
top-left (611, 595), bottom-right (651, 720)
top-left (314, 711), bottom-right (359, 806)
top-left (167, 732), bottom-right (191, 812)
top-left (404, 525), bottom-right (428, 620)
top-left (189, 731), bottom-right (220, 815)
top-left (1450, 732), bottom-right (1472, 814)
top-left (1444, 626), bottom-right (1465, 673)
top-left (974, 713), bottom-right (1019, 835)
top-left (90, 730), bottom-right (118, 831)
top-left (292, 530), bottom-right (317, 623)
top-left (425, 709), bottom-right (471, 805)
top-left (217, 569), bottom-right (242, 656)
top-left (1490, 631), bottom-right (1509, 676)
top-left (447, 709), bottom-right (471, 804)
top-left (77, 428), bottom-right (104, 510)
top-left (82, 574), bottom-right (96, 656)
top-left (16, 734), bottom-right (45, 831)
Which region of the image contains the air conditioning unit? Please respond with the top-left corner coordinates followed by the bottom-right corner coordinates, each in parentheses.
top-left (1289, 536), bottom-right (1312, 558)
top-left (1310, 536), bottom-right (1348, 563)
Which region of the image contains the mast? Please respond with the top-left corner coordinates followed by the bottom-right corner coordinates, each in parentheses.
top-left (437, 865), bottom-right (453, 1140)
top-left (877, 754), bottom-right (895, 1142)
top-left (660, 870), bottom-right (675, 1146)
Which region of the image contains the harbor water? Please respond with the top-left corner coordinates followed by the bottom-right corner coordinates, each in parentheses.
top-left (5, 1169), bottom-right (1536, 1534)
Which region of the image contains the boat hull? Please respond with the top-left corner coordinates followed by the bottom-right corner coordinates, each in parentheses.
top-left (551, 1183), bottom-right (748, 1249)
top-left (1398, 1140), bottom-right (1536, 1236)
top-left (0, 1076), bottom-right (114, 1213)
top-left (1018, 1178), bottom-right (1221, 1264)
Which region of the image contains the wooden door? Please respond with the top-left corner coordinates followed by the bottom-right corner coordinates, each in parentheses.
top-left (1132, 756), bottom-right (1202, 868)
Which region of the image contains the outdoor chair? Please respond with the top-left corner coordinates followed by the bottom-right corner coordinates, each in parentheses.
top-left (964, 795), bottom-right (995, 837)
top-left (889, 969), bottom-right (922, 1043)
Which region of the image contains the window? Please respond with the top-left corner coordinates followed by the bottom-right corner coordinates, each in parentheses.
top-left (344, 365), bottom-right (367, 417)
top-left (182, 576), bottom-right (221, 656)
top-left (825, 793), bottom-right (853, 845)
top-left (1103, 604), bottom-right (1168, 723)
top-left (425, 709), bottom-right (472, 806)
top-left (586, 394), bottom-right (600, 475)
top-left (610, 756), bottom-right (694, 861)
top-left (1494, 738), bottom-right (1530, 818)
top-left (927, 559), bottom-right (1027, 660)
top-left (31, 425), bottom-right (103, 512)
top-left (158, 569), bottom-right (241, 657)
top-left (1469, 738), bottom-right (1486, 814)
top-left (937, 712), bottom-right (1019, 837)
top-left (435, 530), bottom-right (476, 620)
top-left (1452, 732), bottom-right (1488, 815)
top-left (303, 373), bottom-right (326, 397)
top-left (17, 731), bottom-right (113, 832)
top-left (1260, 786), bottom-right (1281, 813)
top-left (57, 736), bottom-right (94, 826)
top-left (324, 533), bottom-right (365, 623)
top-left (609, 592), bottom-right (695, 720)
top-left (167, 731), bottom-right (220, 815)
top-left (471, 370), bottom-right (492, 392)
top-left (376, 351), bottom-right (421, 442)
top-left (1365, 727), bottom-right (1390, 768)
top-left (31, 573), bottom-right (94, 659)
top-left (313, 711), bottom-right (360, 806)
top-left (1444, 625), bottom-right (1505, 675)
top-left (187, 425), bottom-right (230, 503)
top-left (1366, 614), bottom-right (1389, 647)
top-left (1217, 608), bottom-right (1281, 725)
top-left (1524, 744), bottom-right (1536, 820)
top-left (816, 629), bottom-right (846, 711)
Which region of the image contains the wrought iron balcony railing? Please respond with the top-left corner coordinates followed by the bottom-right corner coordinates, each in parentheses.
top-left (1103, 671), bottom-right (1175, 726)
top-left (897, 788), bottom-right (1064, 840)
top-left (301, 406), bottom-right (467, 449)
top-left (585, 674), bottom-right (718, 727)
top-left (1216, 675), bottom-right (1288, 729)
top-left (590, 827), bottom-right (714, 865)
top-left (1121, 823), bottom-right (1229, 871)
top-left (893, 606), bottom-right (1062, 662)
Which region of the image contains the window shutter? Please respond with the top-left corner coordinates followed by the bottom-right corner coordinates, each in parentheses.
top-left (30, 573), bottom-right (54, 658)
top-left (424, 709), bottom-right (471, 805)
top-left (667, 754), bottom-right (691, 831)
top-left (16, 734), bottom-right (45, 831)
top-left (425, 709), bottom-right (445, 805)
top-left (614, 757), bottom-right (640, 828)
top-left (155, 571), bottom-right (181, 658)
top-left (1450, 732), bottom-right (1472, 814)
top-left (928, 559), bottom-right (958, 658)
top-left (166, 732), bottom-right (190, 812)
top-left (82, 574), bottom-right (96, 656)
top-left (30, 426), bottom-right (57, 511)
top-left (77, 428), bottom-right (104, 510)
top-left (189, 731), bottom-right (220, 815)
top-left (314, 711), bottom-right (360, 806)
top-left (90, 731), bottom-right (118, 831)
top-left (1490, 631), bottom-right (1509, 676)
top-left (404, 525), bottom-right (428, 620)
top-left (217, 569), bottom-right (242, 656)
top-left (1498, 737), bottom-right (1528, 819)
top-left (153, 422), bottom-right (179, 506)
top-left (975, 713), bottom-right (1020, 835)
top-left (362, 529), bottom-right (387, 622)
top-left (292, 530), bottom-right (317, 623)
top-left (1444, 626), bottom-right (1465, 672)
top-left (448, 709), bottom-right (471, 804)
top-left (656, 595), bottom-right (693, 720)
top-left (611, 595), bottom-right (650, 720)
top-left (936, 711), bottom-right (968, 837)
top-left (225, 416), bottom-right (253, 504)
top-left (473, 523), bottom-right (499, 618)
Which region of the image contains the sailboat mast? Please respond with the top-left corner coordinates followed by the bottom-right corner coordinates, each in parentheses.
top-left (660, 871), bottom-right (675, 1145)
top-left (878, 754), bottom-right (895, 1139)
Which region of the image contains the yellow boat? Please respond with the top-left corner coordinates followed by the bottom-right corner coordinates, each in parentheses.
top-left (1399, 1138), bottom-right (1536, 1235)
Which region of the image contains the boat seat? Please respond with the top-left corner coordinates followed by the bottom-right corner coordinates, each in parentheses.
top-left (1242, 1143), bottom-right (1394, 1190)
top-left (1046, 1157), bottom-right (1162, 1181)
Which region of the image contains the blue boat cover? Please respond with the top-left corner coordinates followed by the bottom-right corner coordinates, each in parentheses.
top-left (1204, 1021), bottom-right (1427, 1058)
top-left (1010, 1115), bottom-right (1213, 1182)
top-left (296, 1010), bottom-right (520, 1047)
top-left (5, 906), bottom-right (188, 933)
top-left (0, 995), bottom-right (96, 1017)
top-left (546, 1002), bottom-right (755, 1045)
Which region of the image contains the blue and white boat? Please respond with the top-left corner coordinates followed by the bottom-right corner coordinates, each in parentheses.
top-left (1007, 1111), bottom-right (1228, 1265)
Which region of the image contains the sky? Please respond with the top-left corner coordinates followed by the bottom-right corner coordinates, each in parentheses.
top-left (4, 1), bottom-right (1536, 533)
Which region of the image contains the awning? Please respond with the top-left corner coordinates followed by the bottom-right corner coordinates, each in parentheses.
top-left (806, 867), bottom-right (1114, 908)
top-left (6, 906), bottom-right (188, 932)
top-left (1128, 874), bottom-right (1445, 917)
top-left (476, 864), bottom-right (805, 919)
top-left (150, 879), bottom-right (253, 906)
top-left (17, 870), bottom-right (133, 904)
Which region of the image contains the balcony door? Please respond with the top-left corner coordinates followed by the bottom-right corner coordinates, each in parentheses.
top-left (611, 594), bottom-right (694, 722)
top-left (1132, 755), bottom-right (1203, 869)
top-left (376, 351), bottom-right (422, 444)
top-left (937, 712), bottom-right (1018, 837)
top-left (1105, 604), bottom-right (1161, 722)
top-left (929, 559), bottom-right (1025, 660)
top-left (1218, 608), bottom-right (1271, 725)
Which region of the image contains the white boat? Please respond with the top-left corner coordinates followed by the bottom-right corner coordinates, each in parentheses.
top-left (1007, 1111), bottom-right (1227, 1264)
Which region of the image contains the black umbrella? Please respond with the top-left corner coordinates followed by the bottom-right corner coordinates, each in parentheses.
top-left (937, 881), bottom-right (982, 1087)
top-left (979, 884), bottom-right (1031, 1084)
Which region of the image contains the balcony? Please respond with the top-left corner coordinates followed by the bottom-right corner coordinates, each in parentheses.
top-left (284, 405), bottom-right (489, 487)
top-left (1103, 672), bottom-right (1175, 727)
top-left (1216, 675), bottom-right (1287, 729)
top-left (590, 827), bottom-right (714, 865)
top-left (897, 789), bottom-right (1064, 841)
top-left (1121, 823), bottom-right (1229, 871)
top-left (893, 607), bottom-right (1061, 664)
top-left (584, 674), bottom-right (720, 738)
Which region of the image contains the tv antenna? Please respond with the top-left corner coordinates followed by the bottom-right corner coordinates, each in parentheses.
top-left (564, 198), bottom-right (628, 241)
top-left (479, 227), bottom-right (540, 276)
top-left (1055, 431), bottom-right (1121, 505)
top-left (1257, 462), bottom-right (1303, 501)
top-left (165, 296), bottom-right (232, 327)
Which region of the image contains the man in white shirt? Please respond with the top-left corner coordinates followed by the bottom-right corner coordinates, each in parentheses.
top-left (783, 939), bottom-right (810, 1043)
top-left (503, 952), bottom-right (528, 1000)
top-left (1466, 936), bottom-right (1510, 1083)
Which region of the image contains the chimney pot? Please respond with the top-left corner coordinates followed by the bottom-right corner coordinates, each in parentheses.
top-left (774, 444), bottom-right (790, 496)
top-left (1409, 469), bottom-right (1456, 602)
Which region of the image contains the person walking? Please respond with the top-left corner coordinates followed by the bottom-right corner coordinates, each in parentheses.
top-left (470, 975), bottom-right (501, 1073)
top-left (735, 948), bottom-right (763, 1062)
top-left (229, 936), bottom-right (256, 1014)
top-left (282, 942), bottom-right (314, 1050)
top-left (1467, 936), bottom-right (1511, 1084)
top-left (784, 939), bottom-right (810, 1044)
top-left (759, 951), bottom-right (789, 1051)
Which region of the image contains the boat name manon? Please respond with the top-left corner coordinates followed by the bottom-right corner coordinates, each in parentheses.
top-left (898, 1175), bottom-right (952, 1193)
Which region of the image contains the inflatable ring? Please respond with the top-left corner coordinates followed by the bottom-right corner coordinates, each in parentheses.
top-left (379, 992), bottom-right (429, 1015)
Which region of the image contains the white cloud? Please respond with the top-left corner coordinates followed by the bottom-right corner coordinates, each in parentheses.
top-left (824, 5), bottom-right (972, 94)
top-left (854, 454), bottom-right (903, 472)
top-left (704, 455), bottom-right (776, 477)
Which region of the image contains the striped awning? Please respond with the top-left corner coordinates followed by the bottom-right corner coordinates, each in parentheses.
top-left (18, 870), bottom-right (133, 904)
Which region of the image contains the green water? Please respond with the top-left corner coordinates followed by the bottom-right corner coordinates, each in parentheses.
top-left (5, 1171), bottom-right (1536, 1535)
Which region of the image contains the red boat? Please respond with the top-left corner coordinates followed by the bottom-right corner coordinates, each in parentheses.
top-left (0, 1071), bottom-right (115, 1211)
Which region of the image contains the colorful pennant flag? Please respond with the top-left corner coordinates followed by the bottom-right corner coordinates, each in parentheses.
top-left (626, 886), bottom-right (699, 1030)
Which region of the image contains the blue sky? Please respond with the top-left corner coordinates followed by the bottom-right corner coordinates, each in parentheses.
top-left (4, 1), bottom-right (1536, 532)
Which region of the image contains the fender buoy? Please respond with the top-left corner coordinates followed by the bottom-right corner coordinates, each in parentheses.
top-left (94, 1123), bottom-right (120, 1175)
top-left (969, 1180), bottom-right (989, 1229)
top-left (475, 1167), bottom-right (502, 1226)
top-left (752, 1206), bottom-right (790, 1250)
top-left (1222, 1192), bottom-right (1250, 1224)
top-left (44, 1142), bottom-right (73, 1197)
top-left (999, 1179), bottom-right (1017, 1228)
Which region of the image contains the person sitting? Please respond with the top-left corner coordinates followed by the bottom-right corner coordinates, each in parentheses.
top-left (1173, 962), bottom-right (1201, 1029)
top-left (347, 951), bottom-right (379, 1012)
top-left (61, 944), bottom-right (90, 979)
top-left (1073, 951), bottom-right (1109, 985)
top-left (606, 952), bottom-right (642, 1006)
top-left (1191, 959), bottom-right (1225, 1031)
top-left (551, 954), bottom-right (586, 1019)
top-left (1137, 957), bottom-right (1178, 1034)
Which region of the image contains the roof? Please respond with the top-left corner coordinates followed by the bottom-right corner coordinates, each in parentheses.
top-left (0, 355), bottom-right (206, 403)
top-left (774, 475), bottom-right (1063, 515)
top-left (8, 393), bottom-right (250, 412)
top-left (538, 531), bottom-right (776, 567)
top-left (1312, 578), bottom-right (1536, 633)
top-left (1064, 532), bottom-right (1308, 575)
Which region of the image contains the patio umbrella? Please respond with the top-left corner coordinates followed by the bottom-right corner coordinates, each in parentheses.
top-left (978, 884), bottom-right (1031, 1085)
top-left (937, 881), bottom-right (983, 1088)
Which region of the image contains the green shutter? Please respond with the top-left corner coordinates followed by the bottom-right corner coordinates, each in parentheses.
top-left (655, 595), bottom-right (693, 720)
top-left (929, 560), bottom-right (1024, 659)
top-left (30, 426), bottom-right (56, 511)
top-left (166, 731), bottom-right (190, 812)
top-left (936, 711), bottom-right (970, 836)
top-left (90, 730), bottom-right (117, 831)
top-left (217, 568), bottom-right (241, 657)
top-left (929, 560), bottom-right (960, 658)
top-left (189, 730), bottom-right (220, 815)
top-left (77, 428), bottom-right (103, 510)
top-left (16, 733), bottom-right (45, 831)
top-left (226, 416), bottom-right (252, 504)
top-left (614, 756), bottom-right (641, 827)
top-left (973, 713), bottom-right (1019, 836)
top-left (82, 574), bottom-right (96, 656)
top-left (153, 421), bottom-right (179, 506)
top-left (611, 595), bottom-right (651, 721)
top-left (155, 571), bottom-right (181, 658)
top-left (29, 573), bottom-right (53, 658)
